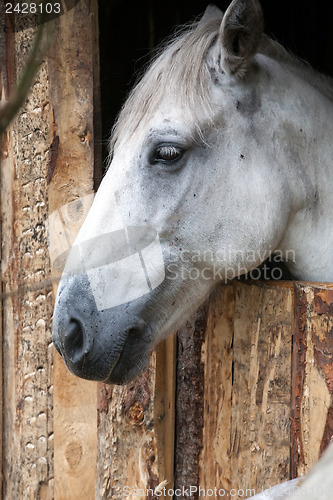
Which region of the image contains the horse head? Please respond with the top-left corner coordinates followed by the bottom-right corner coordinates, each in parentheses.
top-left (52, 0), bottom-right (333, 383)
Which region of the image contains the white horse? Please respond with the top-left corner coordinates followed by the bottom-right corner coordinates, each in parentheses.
top-left (52, 0), bottom-right (333, 384)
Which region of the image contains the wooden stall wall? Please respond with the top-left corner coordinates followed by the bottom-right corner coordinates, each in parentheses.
top-left (1, 2), bottom-right (333, 500)
top-left (0, 1), bottom-right (100, 498)
top-left (93, 281), bottom-right (333, 499)
top-left (175, 282), bottom-right (333, 498)
top-left (96, 281), bottom-right (332, 499)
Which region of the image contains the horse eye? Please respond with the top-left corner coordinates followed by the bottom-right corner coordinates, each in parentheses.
top-left (154, 145), bottom-right (183, 163)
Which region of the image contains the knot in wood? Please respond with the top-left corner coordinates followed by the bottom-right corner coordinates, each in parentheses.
top-left (128, 401), bottom-right (144, 425)
top-left (65, 439), bottom-right (83, 470)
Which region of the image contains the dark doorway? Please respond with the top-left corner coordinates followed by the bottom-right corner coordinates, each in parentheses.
top-left (98, 0), bottom-right (333, 164)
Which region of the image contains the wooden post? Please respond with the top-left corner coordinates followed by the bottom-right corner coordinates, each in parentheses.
top-left (291, 283), bottom-right (333, 478)
top-left (1, 10), bottom-right (55, 500)
top-left (0, 10), bottom-right (16, 497)
top-left (199, 285), bottom-right (235, 494)
top-left (175, 282), bottom-right (293, 498)
top-left (46, 1), bottom-right (100, 499)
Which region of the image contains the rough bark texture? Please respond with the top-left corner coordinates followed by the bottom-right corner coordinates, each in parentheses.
top-left (1, 11), bottom-right (55, 500)
top-left (291, 283), bottom-right (333, 478)
top-left (174, 305), bottom-right (208, 499)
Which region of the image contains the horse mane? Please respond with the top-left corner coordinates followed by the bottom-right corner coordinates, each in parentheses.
top-left (109, 19), bottom-right (221, 155)
top-left (258, 35), bottom-right (333, 102)
top-left (109, 17), bottom-right (333, 157)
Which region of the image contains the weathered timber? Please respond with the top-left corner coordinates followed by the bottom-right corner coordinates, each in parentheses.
top-left (230, 282), bottom-right (293, 497)
top-left (179, 281), bottom-right (333, 498)
top-left (174, 282), bottom-right (294, 499)
top-left (47, 1), bottom-right (100, 499)
top-left (0, 10), bottom-right (16, 498)
top-left (291, 282), bottom-right (333, 478)
top-left (1, 11), bottom-right (55, 500)
top-left (174, 305), bottom-right (208, 499)
top-left (96, 335), bottom-right (176, 500)
top-left (251, 440), bottom-right (333, 499)
top-left (199, 285), bottom-right (234, 494)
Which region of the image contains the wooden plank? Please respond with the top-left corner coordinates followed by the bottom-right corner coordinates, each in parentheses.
top-left (230, 282), bottom-right (293, 496)
top-left (199, 285), bottom-right (234, 494)
top-left (96, 336), bottom-right (176, 500)
top-left (53, 354), bottom-right (97, 500)
top-left (153, 335), bottom-right (177, 496)
top-left (291, 283), bottom-right (333, 478)
top-left (46, 1), bottom-right (100, 498)
top-left (188, 282), bottom-right (293, 498)
top-left (174, 305), bottom-right (207, 497)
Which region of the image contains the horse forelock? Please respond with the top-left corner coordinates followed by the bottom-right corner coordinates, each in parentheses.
top-left (109, 18), bottom-right (222, 157)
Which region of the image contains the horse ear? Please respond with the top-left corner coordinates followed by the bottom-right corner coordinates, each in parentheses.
top-left (212, 0), bottom-right (264, 77)
top-left (199, 4), bottom-right (223, 26)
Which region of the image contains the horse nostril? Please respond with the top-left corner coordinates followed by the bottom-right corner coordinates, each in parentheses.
top-left (127, 326), bottom-right (143, 338)
top-left (64, 319), bottom-right (90, 365)
top-left (127, 319), bottom-right (146, 337)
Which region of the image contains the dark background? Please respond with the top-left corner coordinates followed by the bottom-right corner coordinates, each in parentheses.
top-left (98, 0), bottom-right (333, 162)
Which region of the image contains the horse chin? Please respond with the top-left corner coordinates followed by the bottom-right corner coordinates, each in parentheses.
top-left (103, 348), bottom-right (151, 385)
top-left (61, 336), bottom-right (150, 385)
top-left (104, 360), bottom-right (148, 385)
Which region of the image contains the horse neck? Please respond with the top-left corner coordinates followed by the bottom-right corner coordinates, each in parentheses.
top-left (266, 57), bottom-right (333, 281)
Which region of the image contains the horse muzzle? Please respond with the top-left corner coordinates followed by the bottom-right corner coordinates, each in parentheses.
top-left (52, 273), bottom-right (151, 384)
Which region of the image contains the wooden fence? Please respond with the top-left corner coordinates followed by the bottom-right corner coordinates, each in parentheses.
top-left (1, 2), bottom-right (333, 499)
top-left (96, 280), bottom-right (333, 499)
